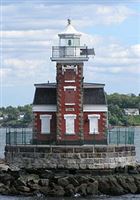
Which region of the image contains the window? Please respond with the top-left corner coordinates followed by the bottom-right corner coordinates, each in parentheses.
top-left (88, 114), bottom-right (100, 134)
top-left (64, 86), bottom-right (76, 105)
top-left (64, 69), bottom-right (76, 81)
top-left (64, 114), bottom-right (76, 134)
top-left (40, 115), bottom-right (52, 134)
top-left (68, 40), bottom-right (72, 46)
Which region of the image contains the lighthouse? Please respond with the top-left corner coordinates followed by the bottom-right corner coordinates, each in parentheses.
top-left (5, 20), bottom-right (136, 171)
top-left (32, 20), bottom-right (108, 145)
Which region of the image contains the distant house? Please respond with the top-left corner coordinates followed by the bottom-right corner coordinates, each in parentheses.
top-left (18, 114), bottom-right (25, 121)
top-left (124, 108), bottom-right (139, 116)
top-left (0, 116), bottom-right (4, 121)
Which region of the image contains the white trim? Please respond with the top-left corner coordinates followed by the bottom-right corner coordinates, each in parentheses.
top-left (83, 105), bottom-right (107, 112)
top-left (33, 105), bottom-right (107, 112)
top-left (40, 114), bottom-right (52, 120)
top-left (33, 105), bottom-right (56, 112)
top-left (88, 114), bottom-right (100, 119)
top-left (65, 80), bottom-right (75, 83)
top-left (64, 114), bottom-right (76, 135)
top-left (64, 114), bottom-right (76, 119)
top-left (64, 86), bottom-right (76, 91)
top-left (88, 114), bottom-right (100, 134)
top-left (65, 103), bottom-right (75, 105)
top-left (40, 114), bottom-right (52, 134)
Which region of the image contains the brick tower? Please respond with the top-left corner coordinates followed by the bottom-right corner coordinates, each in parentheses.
top-left (51, 19), bottom-right (95, 144)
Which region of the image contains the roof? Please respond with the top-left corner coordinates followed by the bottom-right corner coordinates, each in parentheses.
top-left (34, 82), bottom-right (105, 88)
top-left (58, 20), bottom-right (81, 36)
top-left (33, 83), bottom-right (107, 105)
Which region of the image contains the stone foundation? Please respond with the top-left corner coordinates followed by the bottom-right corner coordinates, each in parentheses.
top-left (5, 145), bottom-right (136, 169)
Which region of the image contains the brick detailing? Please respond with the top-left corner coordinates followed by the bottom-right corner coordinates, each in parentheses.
top-left (56, 63), bottom-right (84, 143)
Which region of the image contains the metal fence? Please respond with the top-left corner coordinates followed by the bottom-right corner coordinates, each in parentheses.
top-left (107, 127), bottom-right (134, 145)
top-left (5, 127), bottom-right (135, 146)
top-left (6, 128), bottom-right (33, 145)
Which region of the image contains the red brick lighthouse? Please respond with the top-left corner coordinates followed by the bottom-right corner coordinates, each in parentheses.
top-left (33, 20), bottom-right (108, 145)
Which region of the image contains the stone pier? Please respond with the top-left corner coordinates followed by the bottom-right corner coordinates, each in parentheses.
top-left (5, 145), bottom-right (136, 169)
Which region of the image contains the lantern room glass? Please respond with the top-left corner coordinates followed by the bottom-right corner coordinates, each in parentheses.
top-left (59, 38), bottom-right (80, 46)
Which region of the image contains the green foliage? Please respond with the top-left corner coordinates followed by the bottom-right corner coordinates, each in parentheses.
top-left (0, 105), bottom-right (33, 128)
top-left (107, 93), bottom-right (140, 126)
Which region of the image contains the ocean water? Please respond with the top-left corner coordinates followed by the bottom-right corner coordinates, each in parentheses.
top-left (0, 127), bottom-right (140, 200)
top-left (0, 194), bottom-right (140, 200)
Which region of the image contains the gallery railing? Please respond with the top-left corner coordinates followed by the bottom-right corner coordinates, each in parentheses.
top-left (5, 127), bottom-right (135, 146)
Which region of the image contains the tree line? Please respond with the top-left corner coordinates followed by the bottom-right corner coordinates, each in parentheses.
top-left (107, 93), bottom-right (140, 126)
top-left (0, 93), bottom-right (140, 128)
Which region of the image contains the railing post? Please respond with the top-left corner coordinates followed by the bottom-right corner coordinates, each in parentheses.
top-left (125, 127), bottom-right (127, 146)
top-left (117, 128), bottom-right (118, 146)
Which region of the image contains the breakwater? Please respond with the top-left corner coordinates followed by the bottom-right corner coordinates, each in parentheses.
top-left (0, 165), bottom-right (140, 197)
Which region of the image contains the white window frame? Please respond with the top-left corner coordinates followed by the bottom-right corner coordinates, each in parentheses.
top-left (40, 114), bottom-right (52, 134)
top-left (64, 86), bottom-right (76, 91)
top-left (64, 114), bottom-right (76, 134)
top-left (88, 114), bottom-right (100, 134)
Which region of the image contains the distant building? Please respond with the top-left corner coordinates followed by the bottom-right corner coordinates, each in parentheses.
top-left (32, 20), bottom-right (108, 145)
top-left (0, 117), bottom-right (4, 121)
top-left (124, 108), bottom-right (139, 116)
top-left (18, 114), bottom-right (25, 121)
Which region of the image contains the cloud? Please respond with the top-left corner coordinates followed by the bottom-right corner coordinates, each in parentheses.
top-left (2, 3), bottom-right (136, 31)
top-left (2, 57), bottom-right (56, 87)
top-left (1, 1), bottom-right (140, 106)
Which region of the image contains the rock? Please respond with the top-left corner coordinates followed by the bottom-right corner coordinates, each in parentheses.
top-left (0, 164), bottom-right (9, 171)
top-left (17, 186), bottom-right (30, 193)
top-left (9, 185), bottom-right (18, 195)
top-left (18, 174), bottom-right (39, 184)
top-left (67, 176), bottom-right (79, 186)
top-left (65, 184), bottom-right (75, 196)
top-left (27, 180), bottom-right (40, 191)
top-left (76, 175), bottom-right (89, 184)
top-left (48, 185), bottom-right (65, 196)
top-left (0, 183), bottom-right (6, 193)
top-left (97, 176), bottom-right (111, 195)
top-left (87, 181), bottom-right (98, 195)
top-left (9, 165), bottom-right (20, 172)
top-left (134, 175), bottom-right (140, 193)
top-left (58, 177), bottom-right (69, 187)
top-left (39, 186), bottom-right (50, 196)
top-left (127, 165), bottom-right (139, 174)
top-left (16, 179), bottom-right (26, 186)
top-left (108, 176), bottom-right (125, 195)
top-left (98, 176), bottom-right (125, 196)
top-left (0, 173), bottom-right (15, 184)
top-left (117, 175), bottom-right (137, 194)
top-left (38, 178), bottom-right (49, 186)
top-left (76, 183), bottom-right (87, 196)
top-left (39, 170), bottom-right (54, 179)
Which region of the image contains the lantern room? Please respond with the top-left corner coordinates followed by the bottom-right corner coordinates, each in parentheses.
top-left (51, 19), bottom-right (95, 62)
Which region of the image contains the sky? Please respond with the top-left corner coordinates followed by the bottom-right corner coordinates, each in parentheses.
top-left (1, 0), bottom-right (140, 107)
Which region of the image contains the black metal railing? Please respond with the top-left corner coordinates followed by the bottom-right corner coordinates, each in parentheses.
top-left (107, 127), bottom-right (135, 145)
top-left (6, 128), bottom-right (33, 145)
top-left (5, 127), bottom-right (135, 146)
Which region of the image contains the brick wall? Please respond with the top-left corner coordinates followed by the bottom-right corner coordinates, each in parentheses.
top-left (56, 63), bottom-right (84, 143)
